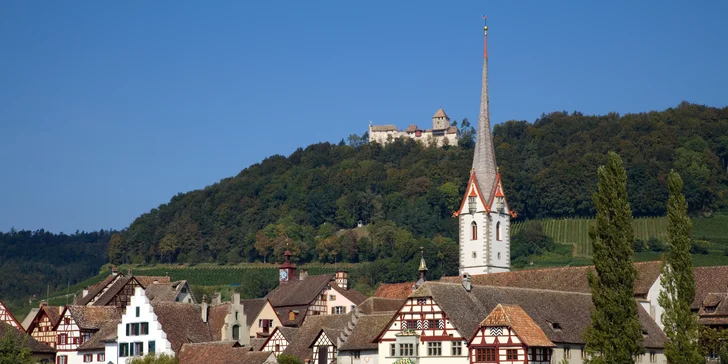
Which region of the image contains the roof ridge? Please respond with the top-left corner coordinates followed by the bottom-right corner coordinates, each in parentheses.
top-left (426, 281), bottom-right (594, 296)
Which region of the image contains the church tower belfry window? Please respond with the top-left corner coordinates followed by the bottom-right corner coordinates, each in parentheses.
top-left (496, 222), bottom-right (501, 241)
top-left (471, 222), bottom-right (478, 240)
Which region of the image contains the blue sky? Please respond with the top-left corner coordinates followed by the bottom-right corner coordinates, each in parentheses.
top-left (1, 1), bottom-right (727, 233)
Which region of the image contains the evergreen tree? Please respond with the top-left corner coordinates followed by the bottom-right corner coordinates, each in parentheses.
top-left (584, 152), bottom-right (643, 364)
top-left (657, 170), bottom-right (703, 363)
top-left (0, 329), bottom-right (34, 364)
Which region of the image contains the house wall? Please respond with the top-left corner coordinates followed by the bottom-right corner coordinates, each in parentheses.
top-left (76, 351), bottom-right (107, 364)
top-left (548, 345), bottom-right (668, 364)
top-left (250, 301), bottom-right (282, 338)
top-left (644, 276), bottom-right (665, 329)
top-left (324, 286), bottom-right (358, 315)
top-left (55, 310), bottom-right (86, 364)
top-left (338, 349), bottom-right (379, 364)
top-left (261, 328), bottom-right (289, 356)
top-left (112, 287), bottom-right (173, 364)
top-left (219, 296), bottom-right (249, 346)
top-left (29, 310), bottom-right (58, 348)
top-left (312, 332), bottom-right (337, 364)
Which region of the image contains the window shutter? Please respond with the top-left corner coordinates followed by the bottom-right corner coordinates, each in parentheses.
top-left (126, 323), bottom-right (130, 336)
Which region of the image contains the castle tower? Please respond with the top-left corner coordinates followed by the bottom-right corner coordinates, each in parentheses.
top-left (432, 108), bottom-right (450, 130)
top-left (455, 16), bottom-right (515, 275)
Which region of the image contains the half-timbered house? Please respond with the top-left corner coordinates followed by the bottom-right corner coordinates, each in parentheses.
top-left (267, 251), bottom-right (367, 327)
top-left (280, 312), bottom-right (352, 363)
top-left (0, 299), bottom-right (21, 329)
top-left (26, 302), bottom-right (63, 349)
top-left (261, 326), bottom-right (299, 356)
top-left (375, 281), bottom-right (667, 364)
top-left (54, 305), bottom-right (121, 364)
top-left (468, 304), bottom-right (554, 364)
top-left (0, 321), bottom-right (55, 363)
top-left (75, 276), bottom-right (142, 313)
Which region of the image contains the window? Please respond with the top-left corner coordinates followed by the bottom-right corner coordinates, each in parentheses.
top-left (533, 348), bottom-right (551, 361)
top-left (399, 343), bottom-right (414, 356)
top-left (133, 342), bottom-right (143, 356)
top-left (232, 325), bottom-right (240, 340)
top-left (551, 322), bottom-right (562, 330)
top-left (181, 287), bottom-right (187, 293)
top-left (136, 307), bottom-right (140, 317)
top-left (97, 354), bottom-right (104, 361)
top-left (427, 342), bottom-right (442, 356)
top-left (59, 334), bottom-right (67, 345)
top-left (564, 346), bottom-right (571, 359)
top-left (471, 222), bottom-right (478, 240)
top-left (497, 252), bottom-right (501, 260)
top-left (353, 350), bottom-right (361, 358)
top-left (119, 343), bottom-right (129, 357)
top-left (64, 317), bottom-right (70, 325)
top-left (259, 319), bottom-right (273, 328)
top-left (329, 295), bottom-right (337, 300)
top-left (56, 356), bottom-right (68, 364)
top-left (452, 341), bottom-right (463, 356)
top-left (581, 346), bottom-right (586, 359)
top-left (472, 251), bottom-right (477, 258)
top-left (636, 354), bottom-right (643, 362)
top-left (390, 344), bottom-right (396, 357)
top-left (141, 322), bottom-right (149, 335)
top-left (235, 311), bottom-right (239, 320)
top-left (417, 298), bottom-right (427, 305)
top-left (496, 222), bottom-right (501, 241)
top-left (81, 332), bottom-right (92, 343)
top-left (333, 306), bottom-right (346, 314)
top-left (475, 348), bottom-right (496, 362)
top-left (289, 310), bottom-right (296, 321)
top-left (148, 340), bottom-right (155, 354)
top-left (650, 352), bottom-right (656, 363)
top-left (275, 344), bottom-right (280, 352)
top-left (506, 349), bottom-right (518, 360)
top-left (127, 323), bottom-right (142, 336)
top-left (83, 354), bottom-right (92, 363)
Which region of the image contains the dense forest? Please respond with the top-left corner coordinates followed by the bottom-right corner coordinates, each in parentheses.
top-left (108, 102), bottom-right (728, 268)
top-left (0, 229), bottom-right (113, 309)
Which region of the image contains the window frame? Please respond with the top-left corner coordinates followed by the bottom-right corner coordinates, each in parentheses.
top-left (506, 348), bottom-right (518, 360)
top-left (427, 341), bottom-right (442, 356)
top-left (451, 341), bottom-right (463, 356)
top-left (475, 347), bottom-right (496, 362)
top-left (471, 222), bottom-right (478, 240)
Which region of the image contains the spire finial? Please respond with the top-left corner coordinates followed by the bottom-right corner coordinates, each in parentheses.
top-left (418, 247), bottom-right (428, 272)
top-left (482, 14), bottom-right (488, 58)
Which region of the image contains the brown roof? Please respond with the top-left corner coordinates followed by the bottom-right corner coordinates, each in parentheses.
top-left (371, 125), bottom-right (398, 132)
top-left (152, 301), bottom-right (213, 353)
top-left (400, 282), bottom-right (665, 349)
top-left (77, 320), bottom-right (120, 351)
top-left (26, 305), bottom-right (63, 334)
top-left (145, 281), bottom-right (192, 303)
top-left (267, 274), bottom-right (334, 307)
top-left (274, 305), bottom-right (309, 327)
top-left (698, 292), bottom-right (728, 326)
top-left (339, 313), bottom-right (393, 351)
top-left (241, 298), bottom-right (268, 328)
top-left (0, 321), bottom-right (55, 354)
top-left (249, 337), bottom-right (268, 351)
top-left (693, 266), bottom-right (728, 310)
top-left (479, 304), bottom-right (555, 347)
top-left (357, 297), bottom-right (404, 314)
top-left (405, 125), bottom-right (419, 133)
top-left (76, 274), bottom-right (120, 305)
top-left (92, 276), bottom-right (141, 306)
top-left (446, 126), bottom-right (459, 134)
top-left (282, 313), bottom-right (352, 360)
top-left (433, 108), bottom-right (449, 118)
top-left (179, 341), bottom-right (275, 364)
top-left (440, 261), bottom-right (663, 298)
top-left (207, 303), bottom-right (231, 341)
top-left (135, 275), bottom-right (171, 287)
top-left (373, 282), bottom-right (414, 300)
top-left (330, 284), bottom-right (368, 305)
top-left (65, 305), bottom-right (121, 330)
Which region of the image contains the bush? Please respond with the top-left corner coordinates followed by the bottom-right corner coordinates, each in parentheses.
top-left (633, 239), bottom-right (648, 252)
top-left (647, 237), bottom-right (665, 252)
top-left (691, 240), bottom-right (711, 255)
top-left (277, 354), bottom-right (304, 364)
top-left (511, 221), bottom-right (555, 262)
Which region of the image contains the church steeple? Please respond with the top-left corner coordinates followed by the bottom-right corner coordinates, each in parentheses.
top-left (472, 14), bottom-right (499, 203)
top-left (415, 247), bottom-right (428, 289)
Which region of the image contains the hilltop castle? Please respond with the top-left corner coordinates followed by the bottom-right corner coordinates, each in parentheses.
top-left (368, 108), bottom-right (459, 147)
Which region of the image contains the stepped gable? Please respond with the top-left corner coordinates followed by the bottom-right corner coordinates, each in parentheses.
top-left (0, 321), bottom-right (55, 354)
top-left (282, 313), bottom-right (352, 361)
top-left (408, 282), bottom-right (665, 349)
top-left (373, 282), bottom-right (414, 300)
top-left (480, 304), bottom-right (554, 347)
top-left (207, 303), bottom-right (232, 341)
top-left (693, 266), bottom-right (728, 310)
top-left (77, 319), bottom-right (120, 351)
top-left (440, 261), bottom-right (662, 298)
top-left (267, 274), bottom-right (334, 307)
top-left (357, 297), bottom-right (404, 314)
top-left (338, 313), bottom-right (393, 351)
top-left (64, 305), bottom-right (121, 330)
top-left (152, 301), bottom-right (213, 353)
top-left (178, 341), bottom-right (275, 364)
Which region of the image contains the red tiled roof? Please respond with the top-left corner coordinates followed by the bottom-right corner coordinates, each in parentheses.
top-left (179, 341), bottom-right (274, 364)
top-left (693, 266), bottom-right (728, 310)
top-left (373, 282), bottom-right (414, 300)
top-left (152, 302), bottom-right (213, 353)
top-left (479, 304), bottom-right (555, 347)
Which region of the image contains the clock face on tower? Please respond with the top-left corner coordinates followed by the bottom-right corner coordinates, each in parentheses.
top-left (279, 269), bottom-right (288, 281)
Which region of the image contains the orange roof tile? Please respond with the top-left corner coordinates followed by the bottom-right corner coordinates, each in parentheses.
top-left (479, 304), bottom-right (555, 347)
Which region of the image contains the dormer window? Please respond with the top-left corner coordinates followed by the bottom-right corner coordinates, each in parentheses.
top-left (551, 322), bottom-right (562, 331)
top-left (706, 306), bottom-right (717, 313)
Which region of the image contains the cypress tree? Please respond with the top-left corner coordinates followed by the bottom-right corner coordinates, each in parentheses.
top-left (657, 170), bottom-right (703, 363)
top-left (584, 152), bottom-right (643, 364)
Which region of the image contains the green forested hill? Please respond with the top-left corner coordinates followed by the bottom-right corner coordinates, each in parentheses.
top-left (113, 102), bottom-right (728, 267)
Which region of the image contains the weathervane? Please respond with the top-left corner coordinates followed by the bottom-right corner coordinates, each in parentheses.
top-left (483, 14), bottom-right (488, 36)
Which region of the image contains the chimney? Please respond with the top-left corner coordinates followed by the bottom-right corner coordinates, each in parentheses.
top-left (233, 293), bottom-right (240, 306)
top-left (111, 266), bottom-right (118, 276)
top-left (153, 278), bottom-right (158, 285)
top-left (335, 270), bottom-right (348, 290)
top-left (299, 269), bottom-right (308, 281)
top-left (39, 301), bottom-right (48, 308)
top-left (462, 273), bottom-right (473, 292)
top-left (201, 295), bottom-right (209, 323)
top-left (58, 306), bottom-right (64, 314)
top-left (127, 268), bottom-right (132, 275)
top-left (212, 292), bottom-right (221, 305)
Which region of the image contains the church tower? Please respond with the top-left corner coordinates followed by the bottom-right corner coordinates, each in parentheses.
top-left (455, 16), bottom-right (516, 275)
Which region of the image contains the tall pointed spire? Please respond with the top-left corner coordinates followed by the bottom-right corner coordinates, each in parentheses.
top-left (472, 14), bottom-right (499, 203)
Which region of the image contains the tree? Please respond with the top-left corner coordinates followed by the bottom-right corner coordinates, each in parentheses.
top-left (277, 353), bottom-right (304, 364)
top-left (584, 152), bottom-right (643, 363)
top-left (657, 170), bottom-right (703, 363)
top-left (510, 221), bottom-right (555, 262)
top-left (127, 354), bottom-right (179, 364)
top-left (0, 329), bottom-right (34, 364)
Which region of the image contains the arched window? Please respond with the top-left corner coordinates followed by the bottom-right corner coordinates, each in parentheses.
top-left (496, 222), bottom-right (501, 241)
top-left (232, 325), bottom-right (240, 341)
top-left (289, 311), bottom-right (296, 321)
top-left (471, 222), bottom-right (477, 240)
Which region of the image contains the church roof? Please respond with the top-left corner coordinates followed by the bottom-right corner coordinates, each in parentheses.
top-left (472, 40), bottom-right (499, 204)
top-left (433, 108), bottom-right (449, 119)
top-left (404, 282), bottom-right (665, 348)
top-left (479, 304), bottom-right (555, 347)
top-left (440, 261), bottom-right (662, 298)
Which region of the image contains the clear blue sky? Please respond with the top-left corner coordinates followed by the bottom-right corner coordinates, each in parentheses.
top-left (1, 1), bottom-right (726, 233)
